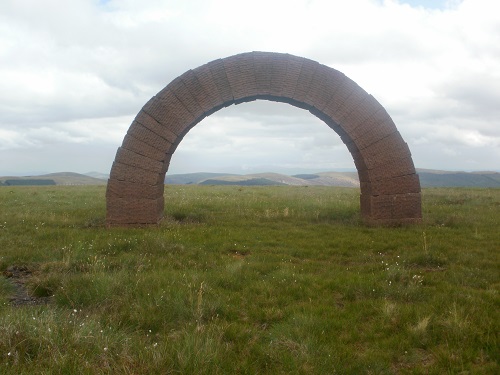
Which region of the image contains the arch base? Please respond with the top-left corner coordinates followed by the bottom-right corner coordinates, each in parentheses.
top-left (105, 188), bottom-right (422, 227)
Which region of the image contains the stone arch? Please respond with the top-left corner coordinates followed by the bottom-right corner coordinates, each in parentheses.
top-left (106, 51), bottom-right (421, 226)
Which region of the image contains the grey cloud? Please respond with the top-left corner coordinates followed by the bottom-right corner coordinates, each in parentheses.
top-left (436, 75), bottom-right (500, 121)
top-left (1, 0), bottom-right (498, 174)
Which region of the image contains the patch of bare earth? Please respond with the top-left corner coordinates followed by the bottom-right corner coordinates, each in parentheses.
top-left (3, 265), bottom-right (52, 306)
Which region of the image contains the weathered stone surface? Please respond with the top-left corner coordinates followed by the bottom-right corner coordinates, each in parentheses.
top-left (106, 179), bottom-right (164, 200)
top-left (360, 192), bottom-right (422, 224)
top-left (121, 133), bottom-right (168, 162)
top-left (224, 52), bottom-right (258, 101)
top-left (206, 59), bottom-right (234, 105)
top-left (190, 65), bottom-right (226, 114)
top-left (268, 53), bottom-right (289, 97)
top-left (252, 52), bottom-right (273, 95)
top-left (127, 121), bottom-right (177, 156)
top-left (107, 51), bottom-right (422, 226)
top-left (306, 64), bottom-right (344, 111)
top-left (280, 55), bottom-right (304, 99)
top-left (360, 174), bottom-right (421, 196)
top-left (358, 155), bottom-right (417, 183)
top-left (109, 162), bottom-right (163, 186)
top-left (144, 91), bottom-right (196, 137)
top-left (115, 147), bottom-right (164, 174)
top-left (161, 76), bottom-right (205, 121)
top-left (292, 58), bottom-right (319, 104)
top-left (106, 196), bottom-right (164, 225)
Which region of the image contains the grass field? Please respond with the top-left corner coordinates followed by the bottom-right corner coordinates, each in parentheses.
top-left (0, 185), bottom-right (498, 374)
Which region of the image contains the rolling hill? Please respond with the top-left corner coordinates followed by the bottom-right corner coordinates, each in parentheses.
top-left (164, 170), bottom-right (500, 188)
top-left (416, 169), bottom-right (500, 187)
top-left (1, 170), bottom-right (499, 188)
top-left (0, 172), bottom-right (107, 186)
top-left (167, 171), bottom-right (360, 187)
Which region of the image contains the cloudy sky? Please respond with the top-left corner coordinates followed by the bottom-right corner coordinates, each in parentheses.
top-left (0, 0), bottom-right (499, 176)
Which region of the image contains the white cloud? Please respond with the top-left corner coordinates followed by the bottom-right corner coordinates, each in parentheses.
top-left (0, 0), bottom-right (499, 175)
top-left (414, 126), bottom-right (499, 148)
top-left (0, 129), bottom-right (34, 150)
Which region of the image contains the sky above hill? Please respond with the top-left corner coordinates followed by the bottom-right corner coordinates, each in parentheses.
top-left (0, 0), bottom-right (498, 175)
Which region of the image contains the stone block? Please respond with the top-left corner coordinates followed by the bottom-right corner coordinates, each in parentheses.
top-left (392, 193), bottom-right (422, 220)
top-left (223, 53), bottom-right (258, 101)
top-left (356, 132), bottom-right (412, 169)
top-left (161, 76), bottom-right (205, 120)
top-left (106, 196), bottom-right (164, 225)
top-left (252, 52), bottom-right (272, 95)
top-left (321, 77), bottom-right (359, 124)
top-left (106, 178), bottom-right (164, 200)
top-left (206, 58), bottom-right (235, 104)
top-left (350, 118), bottom-right (398, 150)
top-left (292, 58), bottom-right (319, 103)
top-left (306, 64), bottom-right (344, 111)
top-left (109, 161), bottom-right (163, 185)
top-left (361, 192), bottom-right (422, 221)
top-left (358, 155), bottom-right (416, 182)
top-left (191, 64), bottom-right (227, 111)
top-left (121, 133), bottom-right (168, 162)
top-left (115, 147), bottom-right (164, 174)
top-left (133, 110), bottom-right (178, 144)
top-left (334, 87), bottom-right (369, 125)
top-left (143, 92), bottom-right (195, 137)
top-left (280, 54), bottom-right (303, 98)
top-left (339, 94), bottom-right (382, 129)
top-left (360, 174), bottom-right (421, 196)
top-left (127, 121), bottom-right (176, 155)
top-left (364, 194), bottom-right (395, 220)
top-left (268, 53), bottom-right (289, 96)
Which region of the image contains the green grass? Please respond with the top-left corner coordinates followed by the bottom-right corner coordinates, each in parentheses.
top-left (0, 185), bottom-right (498, 374)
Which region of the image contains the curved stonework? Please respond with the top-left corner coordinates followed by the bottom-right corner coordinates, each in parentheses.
top-left (106, 52), bottom-right (422, 226)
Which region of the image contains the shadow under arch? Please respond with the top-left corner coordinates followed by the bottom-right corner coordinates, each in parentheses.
top-left (106, 51), bottom-right (421, 226)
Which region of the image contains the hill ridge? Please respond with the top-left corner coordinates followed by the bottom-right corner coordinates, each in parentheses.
top-left (0, 172), bottom-right (106, 186)
top-left (1, 170), bottom-right (499, 187)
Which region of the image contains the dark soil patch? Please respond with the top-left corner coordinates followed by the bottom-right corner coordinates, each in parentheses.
top-left (228, 248), bottom-right (251, 259)
top-left (3, 265), bottom-right (52, 306)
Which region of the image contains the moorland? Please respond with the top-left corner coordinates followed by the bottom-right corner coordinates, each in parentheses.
top-left (0, 185), bottom-right (498, 373)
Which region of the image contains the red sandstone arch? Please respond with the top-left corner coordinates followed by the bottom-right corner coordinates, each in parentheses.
top-left (106, 52), bottom-right (422, 226)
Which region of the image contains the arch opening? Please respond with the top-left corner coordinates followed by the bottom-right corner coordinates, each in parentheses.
top-left (169, 99), bottom-right (354, 175)
top-left (106, 51), bottom-right (422, 226)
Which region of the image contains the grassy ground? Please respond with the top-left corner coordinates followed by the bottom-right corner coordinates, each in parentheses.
top-left (0, 185), bottom-right (498, 374)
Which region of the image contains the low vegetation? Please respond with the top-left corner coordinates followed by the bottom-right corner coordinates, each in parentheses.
top-left (0, 185), bottom-right (498, 373)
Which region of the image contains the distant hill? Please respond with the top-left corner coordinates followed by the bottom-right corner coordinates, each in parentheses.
top-left (84, 171), bottom-right (109, 180)
top-left (165, 171), bottom-right (360, 187)
top-left (0, 172), bottom-right (107, 186)
top-left (165, 170), bottom-right (500, 188)
top-left (416, 169), bottom-right (500, 188)
top-left (2, 179), bottom-right (56, 186)
top-left (2, 170), bottom-right (499, 188)
top-left (165, 172), bottom-right (237, 185)
top-left (200, 178), bottom-right (287, 186)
